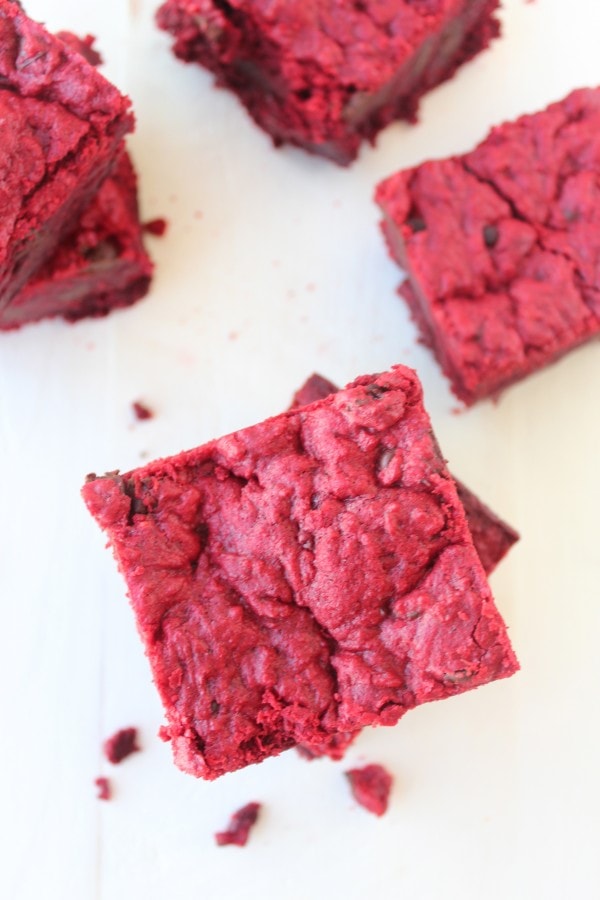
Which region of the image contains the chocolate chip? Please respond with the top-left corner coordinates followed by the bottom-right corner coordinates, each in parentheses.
top-left (483, 224), bottom-right (499, 248)
top-left (211, 700), bottom-right (220, 716)
top-left (83, 238), bottom-right (119, 263)
top-left (407, 217), bottom-right (427, 233)
top-left (366, 384), bottom-right (389, 400)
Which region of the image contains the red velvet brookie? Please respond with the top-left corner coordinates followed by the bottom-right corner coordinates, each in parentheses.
top-left (0, 1), bottom-right (134, 309)
top-left (82, 366), bottom-right (518, 780)
top-left (0, 151), bottom-right (153, 330)
top-left (156, 0), bottom-right (500, 165)
top-left (376, 88), bottom-right (600, 404)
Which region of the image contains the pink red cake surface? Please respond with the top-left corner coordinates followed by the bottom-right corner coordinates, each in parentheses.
top-left (156, 0), bottom-right (500, 165)
top-left (82, 366), bottom-right (518, 781)
top-left (0, 152), bottom-right (153, 329)
top-left (345, 764), bottom-right (393, 816)
top-left (0, 2), bottom-right (134, 310)
top-left (215, 803), bottom-right (261, 847)
top-left (289, 374), bottom-right (517, 763)
top-left (290, 374), bottom-right (518, 576)
top-left (376, 88), bottom-right (600, 404)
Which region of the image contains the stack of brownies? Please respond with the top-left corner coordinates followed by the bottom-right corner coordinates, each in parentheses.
top-left (0, 1), bottom-right (152, 331)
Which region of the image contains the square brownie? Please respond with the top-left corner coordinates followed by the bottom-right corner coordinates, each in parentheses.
top-left (0, 151), bottom-right (153, 330)
top-left (82, 366), bottom-right (518, 780)
top-left (156, 0), bottom-right (500, 165)
top-left (376, 88), bottom-right (600, 404)
top-left (0, 1), bottom-right (133, 309)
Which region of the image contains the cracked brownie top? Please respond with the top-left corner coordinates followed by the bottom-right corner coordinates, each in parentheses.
top-left (376, 88), bottom-right (600, 403)
top-left (158, 0), bottom-right (468, 90)
top-left (82, 365), bottom-right (518, 780)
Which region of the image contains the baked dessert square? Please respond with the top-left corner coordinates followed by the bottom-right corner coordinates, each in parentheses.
top-left (376, 88), bottom-right (600, 404)
top-left (0, 151), bottom-right (153, 330)
top-left (156, 0), bottom-right (500, 165)
top-left (0, 1), bottom-right (133, 309)
top-left (82, 366), bottom-right (517, 779)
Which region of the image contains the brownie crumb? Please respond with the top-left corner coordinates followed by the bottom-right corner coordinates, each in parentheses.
top-left (132, 401), bottom-right (154, 421)
top-left (95, 777), bottom-right (111, 800)
top-left (143, 218), bottom-right (168, 237)
top-left (345, 764), bottom-right (393, 816)
top-left (215, 803), bottom-right (262, 847)
top-left (103, 728), bottom-right (140, 764)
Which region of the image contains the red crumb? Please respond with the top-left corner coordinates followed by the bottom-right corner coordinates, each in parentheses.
top-left (95, 777), bottom-right (111, 800)
top-left (193, 210), bottom-right (204, 220)
top-left (228, 331), bottom-right (239, 341)
top-left (132, 401), bottom-right (154, 421)
top-left (215, 803), bottom-right (262, 847)
top-left (143, 218), bottom-right (168, 237)
top-left (345, 764), bottom-right (393, 816)
top-left (103, 728), bottom-right (140, 764)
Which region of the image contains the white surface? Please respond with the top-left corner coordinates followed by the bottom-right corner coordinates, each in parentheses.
top-left (1, 1), bottom-right (600, 897)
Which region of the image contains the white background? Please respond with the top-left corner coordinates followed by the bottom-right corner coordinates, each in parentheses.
top-left (1, 1), bottom-right (600, 898)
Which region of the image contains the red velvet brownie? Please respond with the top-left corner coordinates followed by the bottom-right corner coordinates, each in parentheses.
top-left (82, 366), bottom-right (518, 780)
top-left (290, 374), bottom-right (518, 576)
top-left (376, 88), bottom-right (600, 404)
top-left (0, 1), bottom-right (133, 309)
top-left (156, 0), bottom-right (500, 165)
top-left (0, 151), bottom-right (153, 329)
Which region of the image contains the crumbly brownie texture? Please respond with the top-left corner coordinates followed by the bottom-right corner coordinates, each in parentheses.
top-left (290, 374), bottom-right (518, 575)
top-left (0, 152), bottom-right (153, 329)
top-left (215, 802), bottom-right (261, 847)
top-left (345, 763), bottom-right (393, 816)
top-left (132, 401), bottom-right (155, 421)
top-left (0, 1), bottom-right (133, 308)
top-left (143, 218), bottom-right (168, 237)
top-left (82, 366), bottom-right (518, 781)
top-left (376, 88), bottom-right (600, 404)
top-left (95, 776), bottom-right (112, 800)
top-left (103, 727), bottom-right (140, 764)
top-left (156, 0), bottom-right (500, 165)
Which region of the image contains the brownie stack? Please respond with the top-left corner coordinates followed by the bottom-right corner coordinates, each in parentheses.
top-left (0, 2), bottom-right (153, 330)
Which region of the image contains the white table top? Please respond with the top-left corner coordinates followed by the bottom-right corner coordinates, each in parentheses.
top-left (2, 1), bottom-right (600, 898)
